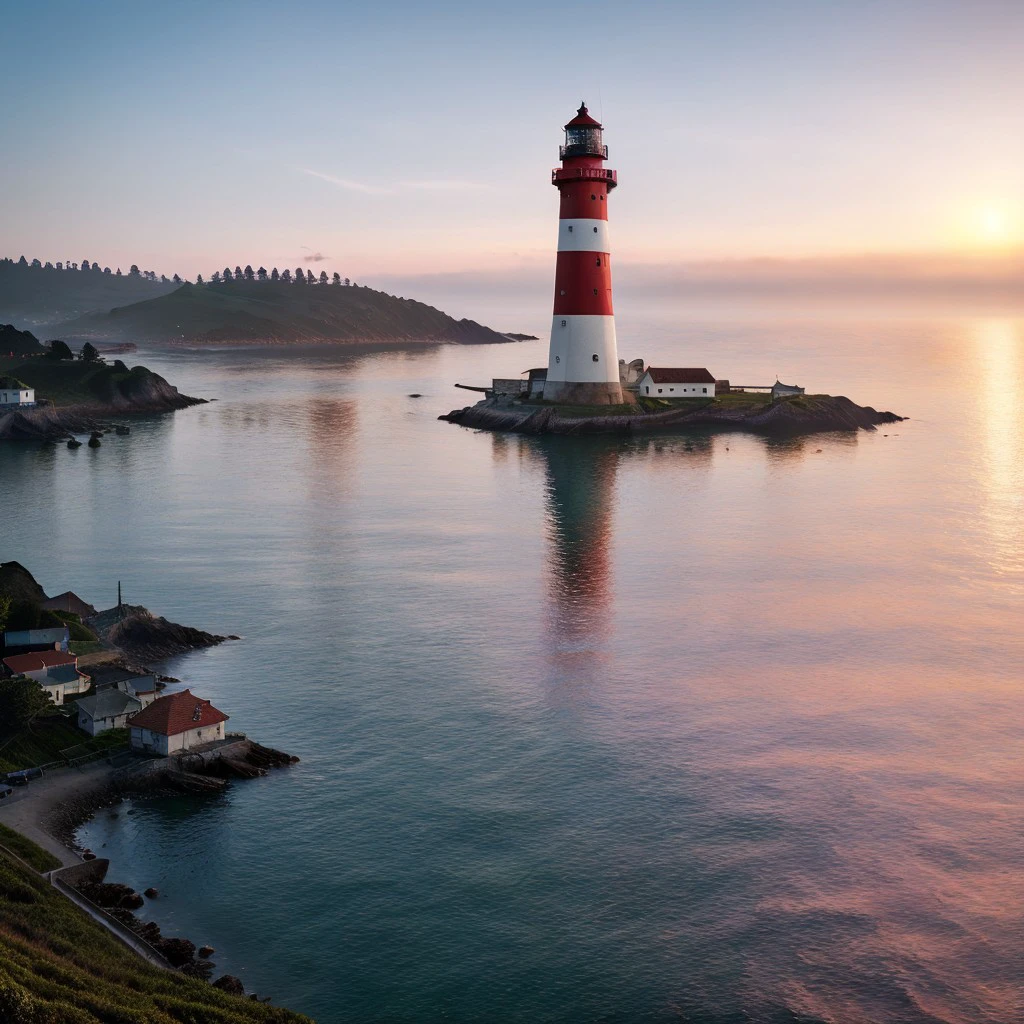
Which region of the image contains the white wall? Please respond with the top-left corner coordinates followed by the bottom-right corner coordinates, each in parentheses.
top-left (131, 721), bottom-right (225, 756)
top-left (0, 389), bottom-right (35, 406)
top-left (638, 374), bottom-right (716, 398)
top-left (546, 315), bottom-right (620, 385)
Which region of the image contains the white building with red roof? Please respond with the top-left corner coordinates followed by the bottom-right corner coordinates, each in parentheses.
top-left (637, 367), bottom-right (717, 398)
top-left (128, 688), bottom-right (229, 756)
top-left (2, 650), bottom-right (88, 703)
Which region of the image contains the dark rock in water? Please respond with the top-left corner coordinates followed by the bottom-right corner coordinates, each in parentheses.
top-left (213, 975), bottom-right (245, 996)
top-left (119, 891), bottom-right (145, 910)
top-left (144, 887), bottom-right (159, 899)
top-left (198, 945), bottom-right (215, 958)
top-left (155, 936), bottom-right (196, 967)
top-left (181, 959), bottom-right (216, 980)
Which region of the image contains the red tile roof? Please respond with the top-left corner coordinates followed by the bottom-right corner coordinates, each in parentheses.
top-left (128, 688), bottom-right (228, 736)
top-left (643, 367), bottom-right (717, 384)
top-left (3, 651), bottom-right (78, 675)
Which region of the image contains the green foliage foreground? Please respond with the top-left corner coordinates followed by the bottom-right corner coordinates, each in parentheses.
top-left (0, 844), bottom-right (313, 1023)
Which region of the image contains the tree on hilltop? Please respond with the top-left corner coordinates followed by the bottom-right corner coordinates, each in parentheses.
top-left (46, 339), bottom-right (74, 361)
top-left (270, 267), bottom-right (279, 281)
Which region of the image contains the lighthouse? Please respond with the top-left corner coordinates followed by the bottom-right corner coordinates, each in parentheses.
top-left (544, 103), bottom-right (624, 405)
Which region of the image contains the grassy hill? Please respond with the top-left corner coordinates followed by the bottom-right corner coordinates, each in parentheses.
top-left (54, 278), bottom-right (512, 347)
top-left (0, 260), bottom-right (175, 327)
top-left (0, 841), bottom-right (312, 1022)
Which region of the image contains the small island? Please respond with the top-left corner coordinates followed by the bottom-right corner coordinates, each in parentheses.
top-left (442, 363), bottom-right (903, 436)
top-left (0, 324), bottom-right (202, 441)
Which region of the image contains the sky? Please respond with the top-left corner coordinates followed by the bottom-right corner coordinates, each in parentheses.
top-left (2, 0), bottom-right (1023, 302)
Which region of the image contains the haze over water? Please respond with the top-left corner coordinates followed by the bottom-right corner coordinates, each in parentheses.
top-left (3, 305), bottom-right (1022, 1023)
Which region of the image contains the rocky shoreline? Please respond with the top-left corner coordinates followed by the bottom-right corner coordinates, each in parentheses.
top-left (0, 392), bottom-right (204, 441)
top-left (440, 393), bottom-right (905, 436)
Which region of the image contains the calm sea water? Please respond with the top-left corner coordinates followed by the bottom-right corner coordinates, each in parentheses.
top-left (2, 307), bottom-right (1022, 1023)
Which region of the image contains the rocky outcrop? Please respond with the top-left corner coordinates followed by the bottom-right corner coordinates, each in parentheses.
top-left (441, 394), bottom-right (904, 437)
top-left (87, 604), bottom-right (233, 662)
top-left (0, 368), bottom-right (203, 440)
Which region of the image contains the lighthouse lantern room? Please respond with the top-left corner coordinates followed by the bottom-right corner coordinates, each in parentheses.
top-left (544, 103), bottom-right (624, 406)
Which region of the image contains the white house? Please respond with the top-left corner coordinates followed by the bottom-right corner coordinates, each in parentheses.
top-left (637, 367), bottom-right (717, 398)
top-left (76, 689), bottom-right (143, 736)
top-left (129, 688), bottom-right (229, 756)
top-left (0, 377), bottom-right (35, 407)
top-left (2, 650), bottom-right (84, 704)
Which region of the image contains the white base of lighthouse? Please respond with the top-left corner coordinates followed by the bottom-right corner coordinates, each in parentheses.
top-left (545, 315), bottom-right (623, 404)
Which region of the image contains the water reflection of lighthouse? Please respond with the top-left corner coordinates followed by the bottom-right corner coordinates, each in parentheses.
top-left (532, 439), bottom-right (621, 664)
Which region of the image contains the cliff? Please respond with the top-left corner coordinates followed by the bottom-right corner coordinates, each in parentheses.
top-left (441, 393), bottom-right (904, 436)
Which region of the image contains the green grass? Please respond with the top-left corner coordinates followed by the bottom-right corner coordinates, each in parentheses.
top-left (0, 825), bottom-right (61, 873)
top-left (0, 847), bottom-right (312, 1022)
top-left (0, 721), bottom-right (128, 774)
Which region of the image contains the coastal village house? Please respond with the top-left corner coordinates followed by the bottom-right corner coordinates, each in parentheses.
top-left (637, 367), bottom-right (717, 398)
top-left (0, 377), bottom-right (35, 408)
top-left (2, 650), bottom-right (89, 703)
top-left (76, 689), bottom-right (143, 736)
top-left (2, 625), bottom-right (69, 653)
top-left (40, 591), bottom-right (97, 619)
top-left (129, 689), bottom-right (229, 756)
top-left (88, 665), bottom-right (158, 705)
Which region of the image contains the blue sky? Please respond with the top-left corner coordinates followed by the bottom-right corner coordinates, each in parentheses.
top-left (3, 0), bottom-right (1023, 288)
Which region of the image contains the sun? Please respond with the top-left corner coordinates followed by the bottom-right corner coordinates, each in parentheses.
top-left (965, 203), bottom-right (1022, 248)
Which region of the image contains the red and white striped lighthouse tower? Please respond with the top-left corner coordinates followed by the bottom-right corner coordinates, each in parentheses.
top-left (545, 103), bottom-right (623, 405)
